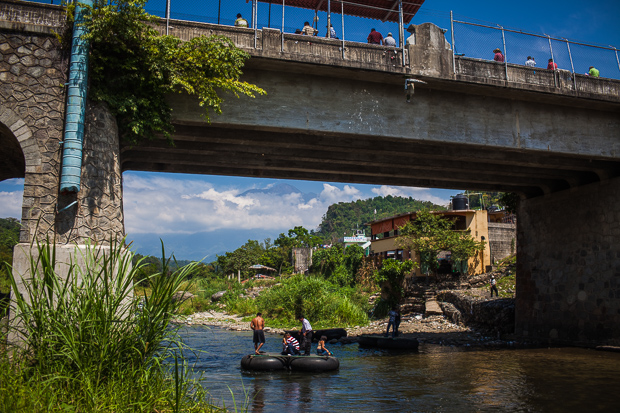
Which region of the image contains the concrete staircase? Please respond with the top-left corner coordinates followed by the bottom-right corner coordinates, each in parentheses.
top-left (401, 284), bottom-right (444, 318)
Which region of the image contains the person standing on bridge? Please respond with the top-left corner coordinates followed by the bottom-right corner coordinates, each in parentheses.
top-left (588, 66), bottom-right (600, 77)
top-left (384, 32), bottom-right (397, 47)
top-left (302, 21), bottom-right (318, 36)
top-left (235, 13), bottom-right (248, 28)
top-left (525, 56), bottom-right (536, 67)
top-left (547, 58), bottom-right (558, 70)
top-left (493, 48), bottom-right (504, 62)
top-left (367, 28), bottom-right (383, 45)
top-left (326, 24), bottom-right (338, 39)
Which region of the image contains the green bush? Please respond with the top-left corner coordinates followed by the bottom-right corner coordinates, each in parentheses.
top-left (2, 239), bottom-right (225, 412)
top-left (255, 275), bottom-right (369, 328)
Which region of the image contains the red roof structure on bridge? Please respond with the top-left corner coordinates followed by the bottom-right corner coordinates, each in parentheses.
top-left (255, 0), bottom-right (425, 24)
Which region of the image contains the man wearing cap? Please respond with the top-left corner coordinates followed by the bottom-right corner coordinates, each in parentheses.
top-left (234, 13), bottom-right (248, 28)
top-left (588, 66), bottom-right (600, 77)
top-left (384, 32), bottom-right (396, 47)
top-left (367, 28), bottom-right (383, 45)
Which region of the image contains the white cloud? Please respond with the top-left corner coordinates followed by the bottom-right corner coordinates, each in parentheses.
top-left (0, 190), bottom-right (23, 219)
top-left (319, 183), bottom-right (362, 204)
top-left (122, 175), bottom-right (367, 235)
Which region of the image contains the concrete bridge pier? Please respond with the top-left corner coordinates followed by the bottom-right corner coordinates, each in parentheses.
top-left (0, 7), bottom-right (126, 298)
top-left (4, 98), bottom-right (125, 346)
top-left (0, 17), bottom-right (125, 345)
top-left (516, 177), bottom-right (620, 346)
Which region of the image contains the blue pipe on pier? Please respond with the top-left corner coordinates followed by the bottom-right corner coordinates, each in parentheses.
top-left (59, 0), bottom-right (93, 193)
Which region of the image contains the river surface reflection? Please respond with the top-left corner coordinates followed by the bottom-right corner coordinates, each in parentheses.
top-left (179, 325), bottom-right (620, 412)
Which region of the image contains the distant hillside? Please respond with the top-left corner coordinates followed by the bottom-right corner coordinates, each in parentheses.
top-left (316, 195), bottom-right (445, 241)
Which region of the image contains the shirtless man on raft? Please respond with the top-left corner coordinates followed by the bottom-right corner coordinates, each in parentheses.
top-left (250, 312), bottom-right (265, 354)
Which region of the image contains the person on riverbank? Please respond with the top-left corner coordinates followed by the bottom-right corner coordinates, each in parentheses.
top-left (251, 312), bottom-right (265, 354)
top-left (317, 336), bottom-right (332, 356)
top-left (298, 315), bottom-right (313, 355)
top-left (282, 333), bottom-right (301, 355)
top-left (490, 275), bottom-right (499, 297)
top-left (385, 307), bottom-right (399, 338)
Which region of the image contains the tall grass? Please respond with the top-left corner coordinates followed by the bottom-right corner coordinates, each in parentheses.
top-left (255, 275), bottom-right (370, 328)
top-left (1, 239), bottom-right (225, 412)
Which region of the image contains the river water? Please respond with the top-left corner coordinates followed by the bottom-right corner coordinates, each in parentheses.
top-left (179, 325), bottom-right (620, 412)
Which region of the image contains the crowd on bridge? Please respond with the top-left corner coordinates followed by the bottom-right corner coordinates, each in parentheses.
top-left (493, 48), bottom-right (601, 77)
top-left (234, 12), bottom-right (416, 48)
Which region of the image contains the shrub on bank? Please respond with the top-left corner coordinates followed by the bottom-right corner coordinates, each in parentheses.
top-left (1, 240), bottom-right (228, 412)
top-left (255, 275), bottom-right (370, 328)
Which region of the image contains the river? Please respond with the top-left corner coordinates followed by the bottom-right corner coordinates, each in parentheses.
top-left (179, 325), bottom-right (620, 412)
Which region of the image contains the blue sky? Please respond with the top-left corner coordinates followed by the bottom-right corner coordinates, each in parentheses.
top-left (2, 0), bottom-right (619, 260)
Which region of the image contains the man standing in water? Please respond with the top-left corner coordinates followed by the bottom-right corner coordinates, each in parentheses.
top-left (251, 312), bottom-right (265, 354)
top-left (298, 315), bottom-right (313, 356)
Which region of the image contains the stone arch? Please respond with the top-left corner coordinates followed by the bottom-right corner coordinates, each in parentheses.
top-left (0, 105), bottom-right (41, 181)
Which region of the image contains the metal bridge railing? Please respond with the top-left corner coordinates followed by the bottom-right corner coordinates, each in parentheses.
top-left (451, 16), bottom-right (620, 85)
top-left (21, 0), bottom-right (620, 85)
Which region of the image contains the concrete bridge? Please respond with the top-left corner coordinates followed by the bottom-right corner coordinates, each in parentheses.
top-left (1, 0), bottom-right (620, 346)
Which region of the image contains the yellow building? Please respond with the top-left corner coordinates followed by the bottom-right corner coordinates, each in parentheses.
top-left (368, 209), bottom-right (491, 277)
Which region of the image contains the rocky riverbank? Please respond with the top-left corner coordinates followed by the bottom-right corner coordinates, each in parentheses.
top-left (173, 298), bottom-right (529, 349)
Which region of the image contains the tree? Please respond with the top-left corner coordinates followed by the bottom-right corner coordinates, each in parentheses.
top-left (396, 210), bottom-right (485, 277)
top-left (499, 192), bottom-right (519, 214)
top-left (311, 245), bottom-right (344, 279)
top-left (0, 218), bottom-right (21, 293)
top-left (216, 240), bottom-right (265, 280)
top-left (344, 245), bottom-right (365, 282)
top-left (374, 259), bottom-right (416, 307)
top-left (80, 0), bottom-right (265, 144)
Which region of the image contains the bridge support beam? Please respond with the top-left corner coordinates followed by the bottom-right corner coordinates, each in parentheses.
top-left (516, 176), bottom-right (620, 346)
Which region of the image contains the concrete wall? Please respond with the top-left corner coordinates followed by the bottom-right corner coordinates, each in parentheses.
top-left (292, 248), bottom-right (312, 274)
top-left (516, 176), bottom-right (620, 346)
top-left (488, 222), bottom-right (516, 264)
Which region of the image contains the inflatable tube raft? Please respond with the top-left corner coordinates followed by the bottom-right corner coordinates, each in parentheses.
top-left (241, 354), bottom-right (286, 371)
top-left (358, 334), bottom-right (419, 350)
top-left (241, 353), bottom-right (339, 372)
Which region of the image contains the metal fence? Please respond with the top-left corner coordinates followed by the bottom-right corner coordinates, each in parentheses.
top-left (21, 0), bottom-right (620, 83)
top-left (451, 17), bottom-right (620, 84)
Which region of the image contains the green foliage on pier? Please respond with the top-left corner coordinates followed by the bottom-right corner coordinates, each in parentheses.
top-left (76, 0), bottom-right (265, 144)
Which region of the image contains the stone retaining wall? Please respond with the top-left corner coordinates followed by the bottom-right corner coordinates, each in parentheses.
top-left (437, 290), bottom-right (515, 335)
top-left (488, 222), bottom-right (516, 264)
